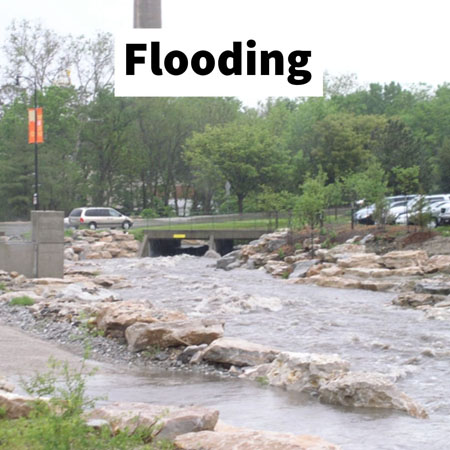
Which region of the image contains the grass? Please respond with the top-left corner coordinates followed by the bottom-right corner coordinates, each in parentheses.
top-left (0, 356), bottom-right (174, 449)
top-left (141, 217), bottom-right (288, 231)
top-left (9, 296), bottom-right (34, 306)
top-left (0, 282), bottom-right (6, 291)
top-left (436, 225), bottom-right (450, 237)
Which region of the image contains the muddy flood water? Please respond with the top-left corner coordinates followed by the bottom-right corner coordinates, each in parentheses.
top-left (76, 255), bottom-right (450, 449)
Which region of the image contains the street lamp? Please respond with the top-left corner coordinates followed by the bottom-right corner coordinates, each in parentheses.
top-left (16, 75), bottom-right (40, 210)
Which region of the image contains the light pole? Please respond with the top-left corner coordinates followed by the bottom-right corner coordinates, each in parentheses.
top-left (134, 0), bottom-right (162, 28)
top-left (17, 75), bottom-right (40, 210)
top-left (32, 78), bottom-right (39, 210)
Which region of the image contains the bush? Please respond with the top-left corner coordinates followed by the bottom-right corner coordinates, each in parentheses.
top-left (0, 357), bottom-right (174, 449)
top-left (9, 296), bottom-right (34, 306)
top-left (141, 208), bottom-right (159, 219)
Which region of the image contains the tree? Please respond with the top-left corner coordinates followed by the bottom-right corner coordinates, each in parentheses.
top-left (309, 114), bottom-right (386, 182)
top-left (392, 166), bottom-right (420, 196)
top-left (296, 171), bottom-right (327, 255)
top-left (185, 118), bottom-right (289, 213)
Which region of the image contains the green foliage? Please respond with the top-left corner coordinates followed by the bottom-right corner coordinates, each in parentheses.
top-left (185, 117), bottom-right (290, 213)
top-left (9, 296), bottom-right (34, 306)
top-left (296, 171), bottom-right (327, 231)
top-left (0, 357), bottom-right (174, 449)
top-left (0, 282), bottom-right (6, 291)
top-left (410, 195), bottom-right (433, 230)
top-left (255, 376), bottom-right (269, 386)
top-left (130, 228), bottom-right (145, 242)
top-left (1, 19), bottom-right (450, 220)
top-left (437, 226), bottom-right (450, 237)
top-left (141, 208), bottom-right (159, 219)
top-left (392, 166), bottom-right (420, 195)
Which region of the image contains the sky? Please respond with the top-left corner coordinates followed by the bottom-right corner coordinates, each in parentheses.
top-left (1, 0), bottom-right (449, 104)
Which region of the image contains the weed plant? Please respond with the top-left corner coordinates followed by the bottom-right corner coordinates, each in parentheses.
top-left (0, 355), bottom-right (174, 449)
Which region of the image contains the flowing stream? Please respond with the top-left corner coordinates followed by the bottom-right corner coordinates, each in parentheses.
top-left (81, 255), bottom-right (450, 449)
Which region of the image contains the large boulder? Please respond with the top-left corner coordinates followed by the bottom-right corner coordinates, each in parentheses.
top-left (96, 301), bottom-right (187, 338)
top-left (201, 337), bottom-right (279, 367)
top-left (0, 392), bottom-right (36, 419)
top-left (316, 244), bottom-right (366, 263)
top-left (174, 429), bottom-right (340, 450)
top-left (392, 292), bottom-right (446, 308)
top-left (380, 250), bottom-right (428, 269)
top-left (0, 291), bottom-right (45, 303)
top-left (344, 268), bottom-right (392, 278)
top-left (424, 255), bottom-right (450, 274)
top-left (336, 253), bottom-right (381, 269)
top-left (0, 376), bottom-right (14, 393)
top-left (88, 403), bottom-right (219, 440)
top-left (126, 319), bottom-right (224, 352)
top-left (289, 260), bottom-right (319, 279)
top-left (216, 251), bottom-right (241, 270)
top-left (415, 281), bottom-right (450, 296)
top-left (298, 276), bottom-right (362, 290)
top-left (264, 261), bottom-right (290, 277)
top-left (243, 351), bottom-right (349, 393)
top-left (318, 371), bottom-right (428, 419)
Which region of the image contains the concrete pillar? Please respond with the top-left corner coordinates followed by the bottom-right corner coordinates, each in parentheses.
top-left (31, 211), bottom-right (64, 278)
top-left (208, 235), bottom-right (216, 252)
top-left (134, 0), bottom-right (162, 28)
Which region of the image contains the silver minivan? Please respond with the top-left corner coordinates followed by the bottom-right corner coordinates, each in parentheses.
top-left (68, 207), bottom-right (133, 230)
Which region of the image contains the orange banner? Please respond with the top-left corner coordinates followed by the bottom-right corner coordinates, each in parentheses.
top-left (28, 108), bottom-right (44, 144)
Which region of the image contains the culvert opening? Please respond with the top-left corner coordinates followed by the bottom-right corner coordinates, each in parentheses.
top-left (148, 238), bottom-right (235, 257)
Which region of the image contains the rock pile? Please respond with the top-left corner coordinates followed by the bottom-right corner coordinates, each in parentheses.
top-left (216, 231), bottom-right (450, 296)
top-left (0, 381), bottom-right (340, 449)
top-left (64, 229), bottom-right (139, 261)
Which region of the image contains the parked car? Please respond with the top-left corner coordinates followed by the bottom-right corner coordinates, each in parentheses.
top-left (438, 203), bottom-right (450, 225)
top-left (68, 207), bottom-right (133, 230)
top-left (354, 195), bottom-right (417, 225)
top-left (395, 197), bottom-right (450, 227)
top-left (385, 200), bottom-right (410, 224)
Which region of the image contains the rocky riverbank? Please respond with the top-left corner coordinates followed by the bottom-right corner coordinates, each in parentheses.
top-left (64, 229), bottom-right (140, 261)
top-left (216, 229), bottom-right (450, 321)
top-left (0, 248), bottom-right (429, 421)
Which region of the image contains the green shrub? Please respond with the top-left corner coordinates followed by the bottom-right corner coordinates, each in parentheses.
top-left (0, 282), bottom-right (6, 291)
top-left (9, 296), bottom-right (34, 306)
top-left (0, 357), bottom-right (174, 449)
top-left (141, 208), bottom-right (159, 219)
top-left (130, 228), bottom-right (145, 242)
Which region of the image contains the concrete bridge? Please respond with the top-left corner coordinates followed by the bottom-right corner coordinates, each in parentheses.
top-left (138, 229), bottom-right (268, 257)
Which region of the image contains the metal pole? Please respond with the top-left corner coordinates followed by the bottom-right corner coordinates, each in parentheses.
top-left (134, 0), bottom-right (162, 28)
top-left (34, 79), bottom-right (39, 210)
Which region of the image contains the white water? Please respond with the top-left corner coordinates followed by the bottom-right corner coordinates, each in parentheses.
top-left (78, 255), bottom-right (450, 449)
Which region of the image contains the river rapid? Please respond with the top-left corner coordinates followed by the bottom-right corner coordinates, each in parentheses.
top-left (81, 254), bottom-right (450, 449)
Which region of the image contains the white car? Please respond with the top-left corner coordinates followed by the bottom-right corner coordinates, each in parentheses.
top-left (68, 207), bottom-right (133, 230)
top-left (395, 199), bottom-right (450, 227)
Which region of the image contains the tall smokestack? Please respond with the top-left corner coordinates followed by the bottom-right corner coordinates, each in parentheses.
top-left (134, 0), bottom-right (162, 28)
